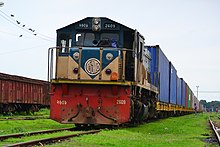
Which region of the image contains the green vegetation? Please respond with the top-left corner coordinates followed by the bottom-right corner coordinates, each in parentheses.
top-left (33, 108), bottom-right (50, 116)
top-left (0, 119), bottom-right (73, 135)
top-left (0, 118), bottom-right (74, 146)
top-left (0, 113), bottom-right (219, 146)
top-left (0, 108), bottom-right (50, 122)
top-left (0, 108), bottom-right (50, 118)
top-left (209, 112), bottom-right (220, 123)
top-left (50, 113), bottom-right (218, 147)
top-left (200, 100), bottom-right (220, 112)
top-left (1, 131), bottom-right (77, 147)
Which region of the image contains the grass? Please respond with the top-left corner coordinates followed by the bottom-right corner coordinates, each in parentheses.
top-left (1, 130), bottom-right (78, 147)
top-left (0, 108), bottom-right (50, 118)
top-left (0, 112), bottom-right (218, 146)
top-left (48, 113), bottom-right (219, 147)
top-left (33, 108), bottom-right (50, 116)
top-left (0, 118), bottom-right (74, 146)
top-left (209, 112), bottom-right (220, 122)
top-left (0, 119), bottom-right (73, 135)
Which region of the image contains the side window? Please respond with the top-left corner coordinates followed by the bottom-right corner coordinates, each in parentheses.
top-left (100, 33), bottom-right (119, 47)
top-left (84, 33), bottom-right (95, 46)
top-left (61, 40), bottom-right (67, 53)
top-left (76, 33), bottom-right (95, 46)
top-left (59, 34), bottom-right (72, 53)
top-left (76, 33), bottom-right (84, 46)
top-left (69, 38), bottom-right (72, 48)
top-left (100, 33), bottom-right (119, 41)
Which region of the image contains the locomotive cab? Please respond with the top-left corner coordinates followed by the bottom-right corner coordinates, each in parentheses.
top-left (55, 17), bottom-right (139, 82)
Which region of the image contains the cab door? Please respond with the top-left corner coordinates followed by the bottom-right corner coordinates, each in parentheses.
top-left (134, 30), bottom-right (144, 85)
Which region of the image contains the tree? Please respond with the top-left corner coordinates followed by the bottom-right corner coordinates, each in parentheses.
top-left (200, 100), bottom-right (220, 112)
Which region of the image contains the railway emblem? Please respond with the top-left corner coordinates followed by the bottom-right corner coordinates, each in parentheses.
top-left (84, 58), bottom-right (101, 76)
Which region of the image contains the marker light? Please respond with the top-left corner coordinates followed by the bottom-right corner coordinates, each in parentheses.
top-left (73, 68), bottom-right (79, 74)
top-left (110, 72), bottom-right (118, 81)
top-left (105, 69), bottom-right (112, 75)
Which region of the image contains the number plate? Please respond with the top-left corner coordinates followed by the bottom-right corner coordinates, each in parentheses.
top-left (117, 100), bottom-right (126, 105)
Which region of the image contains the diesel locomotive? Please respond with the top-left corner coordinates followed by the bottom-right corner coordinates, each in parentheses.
top-left (48, 17), bottom-right (200, 126)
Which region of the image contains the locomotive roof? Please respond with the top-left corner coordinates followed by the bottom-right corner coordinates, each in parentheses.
top-left (56, 17), bottom-right (134, 32)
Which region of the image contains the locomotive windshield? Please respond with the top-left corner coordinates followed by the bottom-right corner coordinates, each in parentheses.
top-left (76, 33), bottom-right (95, 46)
top-left (75, 32), bottom-right (119, 48)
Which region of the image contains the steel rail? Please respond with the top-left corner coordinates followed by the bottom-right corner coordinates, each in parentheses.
top-left (0, 116), bottom-right (49, 121)
top-left (209, 119), bottom-right (220, 145)
top-left (5, 130), bottom-right (101, 147)
top-left (0, 127), bottom-right (74, 141)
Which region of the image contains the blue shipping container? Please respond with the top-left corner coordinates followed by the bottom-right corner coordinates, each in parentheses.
top-left (148, 45), bottom-right (169, 103)
top-left (169, 62), bottom-right (177, 104)
top-left (181, 78), bottom-right (186, 107)
top-left (177, 76), bottom-right (182, 105)
top-left (147, 46), bottom-right (158, 87)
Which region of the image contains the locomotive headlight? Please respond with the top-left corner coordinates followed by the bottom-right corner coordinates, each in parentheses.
top-left (92, 25), bottom-right (100, 31)
top-left (92, 17), bottom-right (101, 32)
top-left (106, 53), bottom-right (113, 61)
top-left (73, 52), bottom-right (79, 60)
top-left (93, 18), bottom-right (100, 25)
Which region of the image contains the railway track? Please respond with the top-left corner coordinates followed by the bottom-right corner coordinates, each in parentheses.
top-left (0, 127), bottom-right (75, 141)
top-left (209, 119), bottom-right (220, 145)
top-left (4, 130), bottom-right (101, 147)
top-left (3, 130), bottom-right (101, 147)
top-left (0, 116), bottom-right (49, 121)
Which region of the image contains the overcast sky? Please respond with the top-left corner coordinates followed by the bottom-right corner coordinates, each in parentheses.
top-left (0, 0), bottom-right (219, 102)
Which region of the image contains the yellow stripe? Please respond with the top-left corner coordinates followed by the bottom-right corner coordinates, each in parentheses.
top-left (51, 79), bottom-right (133, 85)
top-left (156, 101), bottom-right (194, 112)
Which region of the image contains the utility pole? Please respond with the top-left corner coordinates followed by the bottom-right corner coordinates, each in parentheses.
top-left (196, 86), bottom-right (199, 99)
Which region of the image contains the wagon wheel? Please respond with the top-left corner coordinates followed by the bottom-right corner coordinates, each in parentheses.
top-left (3, 104), bottom-right (15, 115)
top-left (29, 105), bottom-right (39, 113)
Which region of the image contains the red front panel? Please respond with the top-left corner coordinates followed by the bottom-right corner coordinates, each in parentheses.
top-left (50, 84), bottom-right (131, 125)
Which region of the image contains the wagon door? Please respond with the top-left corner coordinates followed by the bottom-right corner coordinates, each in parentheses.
top-left (2, 80), bottom-right (9, 103)
top-left (8, 81), bottom-right (13, 103)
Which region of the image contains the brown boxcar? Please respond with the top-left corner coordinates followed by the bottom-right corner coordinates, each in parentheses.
top-left (0, 72), bottom-right (49, 113)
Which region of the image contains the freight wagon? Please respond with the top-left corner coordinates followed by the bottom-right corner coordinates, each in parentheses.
top-left (147, 45), bottom-right (200, 116)
top-left (0, 72), bottom-right (49, 114)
